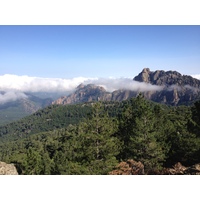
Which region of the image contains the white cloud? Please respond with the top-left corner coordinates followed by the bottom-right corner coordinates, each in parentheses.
top-left (0, 74), bottom-right (96, 104)
top-left (0, 74), bottom-right (164, 104)
top-left (0, 74), bottom-right (164, 93)
top-left (84, 78), bottom-right (164, 92)
top-left (0, 91), bottom-right (28, 104)
top-left (166, 85), bottom-right (182, 91)
top-left (0, 74), bottom-right (96, 93)
top-left (191, 74), bottom-right (200, 80)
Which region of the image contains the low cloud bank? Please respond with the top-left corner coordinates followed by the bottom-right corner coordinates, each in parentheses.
top-left (0, 74), bottom-right (164, 104)
top-left (0, 91), bottom-right (28, 104)
top-left (0, 74), bottom-right (94, 93)
top-left (166, 84), bottom-right (199, 93)
top-left (0, 74), bottom-right (164, 93)
top-left (84, 78), bottom-right (163, 92)
top-left (1, 73), bottom-right (199, 104)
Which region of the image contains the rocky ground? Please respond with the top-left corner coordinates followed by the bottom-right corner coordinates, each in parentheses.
top-left (109, 160), bottom-right (200, 175)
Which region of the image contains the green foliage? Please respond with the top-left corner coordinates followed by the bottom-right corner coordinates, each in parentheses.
top-left (1, 98), bottom-right (200, 174)
top-left (117, 94), bottom-right (167, 171)
top-left (0, 104), bottom-right (92, 142)
top-left (24, 148), bottom-right (43, 175)
top-left (165, 104), bottom-right (200, 166)
top-left (74, 102), bottom-right (121, 174)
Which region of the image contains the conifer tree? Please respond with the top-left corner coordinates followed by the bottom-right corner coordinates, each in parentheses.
top-left (118, 94), bottom-right (166, 171)
top-left (76, 102), bottom-right (120, 174)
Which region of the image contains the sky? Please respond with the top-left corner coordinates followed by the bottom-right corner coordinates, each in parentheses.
top-left (0, 25), bottom-right (200, 78)
top-left (0, 25), bottom-right (200, 103)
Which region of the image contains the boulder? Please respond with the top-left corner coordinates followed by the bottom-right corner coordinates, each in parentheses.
top-left (0, 161), bottom-right (18, 175)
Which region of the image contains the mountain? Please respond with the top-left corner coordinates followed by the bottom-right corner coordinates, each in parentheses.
top-left (134, 68), bottom-right (200, 87)
top-left (134, 68), bottom-right (200, 105)
top-left (52, 68), bottom-right (200, 106)
top-left (0, 93), bottom-right (53, 126)
top-left (52, 84), bottom-right (138, 105)
top-left (53, 84), bottom-right (110, 104)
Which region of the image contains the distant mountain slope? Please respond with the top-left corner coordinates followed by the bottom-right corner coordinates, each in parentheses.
top-left (0, 93), bottom-right (52, 126)
top-left (52, 68), bottom-right (200, 106)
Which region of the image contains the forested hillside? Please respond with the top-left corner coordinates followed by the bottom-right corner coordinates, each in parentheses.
top-left (0, 95), bottom-right (200, 175)
top-left (0, 101), bottom-right (125, 142)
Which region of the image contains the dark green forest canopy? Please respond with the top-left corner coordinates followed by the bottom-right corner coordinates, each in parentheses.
top-left (0, 103), bottom-right (92, 142)
top-left (0, 101), bottom-right (128, 142)
top-left (0, 96), bottom-right (200, 175)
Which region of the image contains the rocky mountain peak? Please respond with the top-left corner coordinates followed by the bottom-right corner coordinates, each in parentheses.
top-left (134, 68), bottom-right (151, 83)
top-left (52, 84), bottom-right (109, 105)
top-left (134, 68), bottom-right (200, 87)
top-left (142, 68), bottom-right (150, 74)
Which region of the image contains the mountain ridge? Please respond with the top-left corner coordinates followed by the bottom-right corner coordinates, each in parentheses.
top-left (52, 68), bottom-right (200, 106)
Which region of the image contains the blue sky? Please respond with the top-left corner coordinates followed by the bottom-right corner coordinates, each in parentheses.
top-left (0, 25), bottom-right (200, 78)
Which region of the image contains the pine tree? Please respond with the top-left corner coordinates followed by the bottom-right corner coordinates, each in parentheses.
top-left (75, 102), bottom-right (121, 174)
top-left (118, 94), bottom-right (167, 171)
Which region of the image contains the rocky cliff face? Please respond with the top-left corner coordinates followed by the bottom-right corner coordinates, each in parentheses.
top-left (134, 68), bottom-right (200, 105)
top-left (53, 84), bottom-right (110, 105)
top-left (0, 161), bottom-right (18, 175)
top-left (134, 68), bottom-right (200, 87)
top-left (53, 69), bottom-right (200, 106)
top-left (52, 84), bottom-right (139, 105)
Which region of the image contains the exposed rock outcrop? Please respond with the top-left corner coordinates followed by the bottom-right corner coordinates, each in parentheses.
top-left (52, 84), bottom-right (111, 105)
top-left (53, 69), bottom-right (200, 106)
top-left (109, 159), bottom-right (145, 175)
top-left (167, 162), bottom-right (200, 175)
top-left (134, 68), bottom-right (200, 105)
top-left (0, 161), bottom-right (18, 175)
top-left (134, 68), bottom-right (200, 87)
top-left (109, 160), bottom-right (200, 175)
